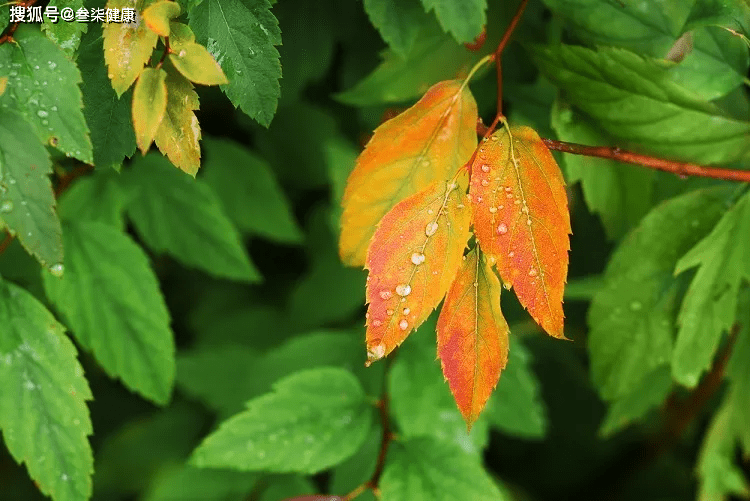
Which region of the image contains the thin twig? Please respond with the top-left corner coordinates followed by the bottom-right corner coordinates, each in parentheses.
top-left (0, 231), bottom-right (13, 255)
top-left (491, 0), bottom-right (530, 118)
top-left (0, 0), bottom-right (38, 44)
top-left (543, 138), bottom-right (750, 183)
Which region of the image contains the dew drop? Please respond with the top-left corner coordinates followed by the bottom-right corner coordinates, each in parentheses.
top-left (372, 319), bottom-right (382, 327)
top-left (481, 164), bottom-right (490, 173)
top-left (497, 223), bottom-right (508, 234)
top-left (49, 263), bottom-right (64, 277)
top-left (403, 308), bottom-right (410, 315)
top-left (425, 222), bottom-right (438, 236)
top-left (526, 219), bottom-right (532, 226)
top-left (0, 200), bottom-right (13, 213)
top-left (498, 205), bottom-right (504, 209)
top-left (379, 290), bottom-right (392, 300)
top-left (529, 268), bottom-right (537, 277)
top-left (37, 109), bottom-right (48, 118)
top-left (179, 49), bottom-right (187, 57)
top-left (505, 186), bottom-right (512, 192)
top-left (489, 206), bottom-right (497, 213)
top-left (508, 251), bottom-right (515, 257)
top-left (411, 252), bottom-right (425, 265)
top-left (395, 284), bottom-right (411, 296)
top-left (367, 343), bottom-right (386, 362)
top-left (481, 179), bottom-right (489, 186)
top-left (506, 193), bottom-right (513, 198)
top-left (630, 301), bottom-right (643, 311)
top-left (386, 309), bottom-right (394, 315)
top-left (399, 319), bottom-right (409, 330)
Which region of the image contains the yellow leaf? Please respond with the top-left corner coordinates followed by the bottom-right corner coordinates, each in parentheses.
top-left (437, 246), bottom-right (509, 428)
top-left (169, 42), bottom-right (228, 86)
top-left (154, 64), bottom-right (201, 175)
top-left (103, 0), bottom-right (159, 96)
top-left (365, 175), bottom-right (471, 363)
top-left (340, 80), bottom-right (477, 267)
top-left (132, 67), bottom-right (167, 155)
top-left (142, 0), bottom-right (181, 37)
top-left (169, 22), bottom-right (195, 48)
top-left (0, 77), bottom-right (6, 96)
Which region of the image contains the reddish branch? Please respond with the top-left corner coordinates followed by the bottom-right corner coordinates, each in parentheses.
top-left (543, 139), bottom-right (750, 183)
top-left (490, 0), bottom-right (529, 118)
top-left (0, 0), bottom-right (38, 45)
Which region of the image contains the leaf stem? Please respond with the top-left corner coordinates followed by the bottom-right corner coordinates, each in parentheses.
top-left (491, 0), bottom-right (530, 118)
top-left (542, 138), bottom-right (750, 183)
top-left (0, 0), bottom-right (37, 45)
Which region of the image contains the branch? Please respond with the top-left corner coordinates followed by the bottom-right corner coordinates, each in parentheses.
top-left (492, 0), bottom-right (529, 118)
top-left (0, 0), bottom-right (38, 45)
top-left (543, 138), bottom-right (750, 183)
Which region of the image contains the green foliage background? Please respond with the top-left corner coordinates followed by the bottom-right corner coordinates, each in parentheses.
top-left (0, 0), bottom-right (749, 500)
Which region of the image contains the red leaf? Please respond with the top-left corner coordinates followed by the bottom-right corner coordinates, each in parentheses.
top-left (469, 126), bottom-right (571, 338)
top-left (340, 80), bottom-right (477, 266)
top-left (365, 176), bottom-right (472, 363)
top-left (437, 246), bottom-right (509, 427)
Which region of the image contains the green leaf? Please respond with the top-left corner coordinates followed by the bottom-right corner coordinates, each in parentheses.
top-left (56, 170), bottom-right (128, 230)
top-left (363, 0), bottom-right (425, 56)
top-left (124, 153), bottom-right (260, 282)
top-left (684, 0), bottom-right (750, 33)
top-left (727, 295), bottom-right (750, 452)
top-left (42, 221), bottom-right (175, 404)
top-left (41, 0), bottom-right (88, 55)
top-left (533, 44), bottom-right (750, 165)
top-left (177, 331), bottom-right (368, 417)
top-left (0, 25), bottom-right (92, 163)
top-left (144, 464), bottom-right (258, 501)
top-left (552, 99), bottom-right (654, 240)
top-left (78, 25), bottom-right (136, 170)
top-left (336, 17), bottom-right (482, 106)
top-left (191, 368), bottom-right (374, 474)
top-left (258, 475), bottom-right (318, 501)
top-left (0, 109), bottom-right (62, 270)
top-left (94, 405), bottom-right (206, 497)
top-left (485, 340), bottom-right (547, 439)
top-left (287, 204), bottom-right (366, 330)
top-left (389, 316), bottom-right (490, 455)
top-left (201, 137), bottom-right (302, 243)
top-left (189, 0), bottom-right (281, 126)
top-left (0, 278), bottom-right (93, 501)
top-left (588, 188), bottom-right (732, 401)
top-left (697, 403), bottom-right (749, 500)
top-left (380, 437), bottom-right (507, 501)
top-left (420, 0), bottom-right (486, 43)
top-left (672, 193), bottom-right (750, 387)
top-left (329, 425), bottom-right (380, 496)
top-left (599, 366), bottom-right (673, 437)
top-left (540, 0), bottom-right (690, 55)
top-left (133, 67), bottom-right (168, 155)
top-left (143, 0), bottom-right (182, 36)
top-left (169, 42), bottom-right (228, 85)
top-left (668, 27), bottom-right (750, 100)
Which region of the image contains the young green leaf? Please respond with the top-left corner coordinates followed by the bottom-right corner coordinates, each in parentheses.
top-left (588, 188), bottom-right (732, 401)
top-left (0, 278), bottom-right (93, 501)
top-left (169, 42), bottom-right (228, 85)
top-left (189, 0), bottom-right (281, 126)
top-left (103, 0), bottom-right (159, 96)
top-left (133, 67), bottom-right (168, 155)
top-left (78, 25), bottom-right (137, 169)
top-left (201, 137), bottom-right (302, 243)
top-left (0, 110), bottom-right (62, 271)
top-left (363, 0), bottom-right (424, 56)
top-left (142, 0), bottom-right (181, 36)
top-left (191, 368), bottom-right (374, 474)
top-left (470, 126), bottom-right (571, 338)
top-left (420, 0), bottom-right (486, 44)
top-left (365, 177), bottom-right (471, 363)
top-left (144, 465), bottom-right (258, 501)
top-left (124, 154), bottom-right (260, 282)
top-left (42, 221), bottom-right (175, 404)
top-left (154, 64), bottom-right (201, 175)
top-left (340, 80), bottom-right (477, 266)
top-left (672, 192), bottom-right (750, 387)
top-left (380, 437), bottom-right (508, 501)
top-left (0, 25), bottom-right (93, 163)
top-left (533, 44), bottom-right (750, 165)
top-left (437, 247), bottom-right (509, 427)
top-left (697, 403), bottom-right (749, 500)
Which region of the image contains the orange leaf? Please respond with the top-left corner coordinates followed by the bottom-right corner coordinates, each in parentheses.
top-left (340, 80), bottom-right (477, 267)
top-left (437, 246), bottom-right (509, 427)
top-left (365, 176), bottom-right (472, 363)
top-left (469, 126), bottom-right (571, 338)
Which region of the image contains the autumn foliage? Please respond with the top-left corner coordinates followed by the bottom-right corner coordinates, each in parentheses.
top-left (340, 78), bottom-right (571, 425)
